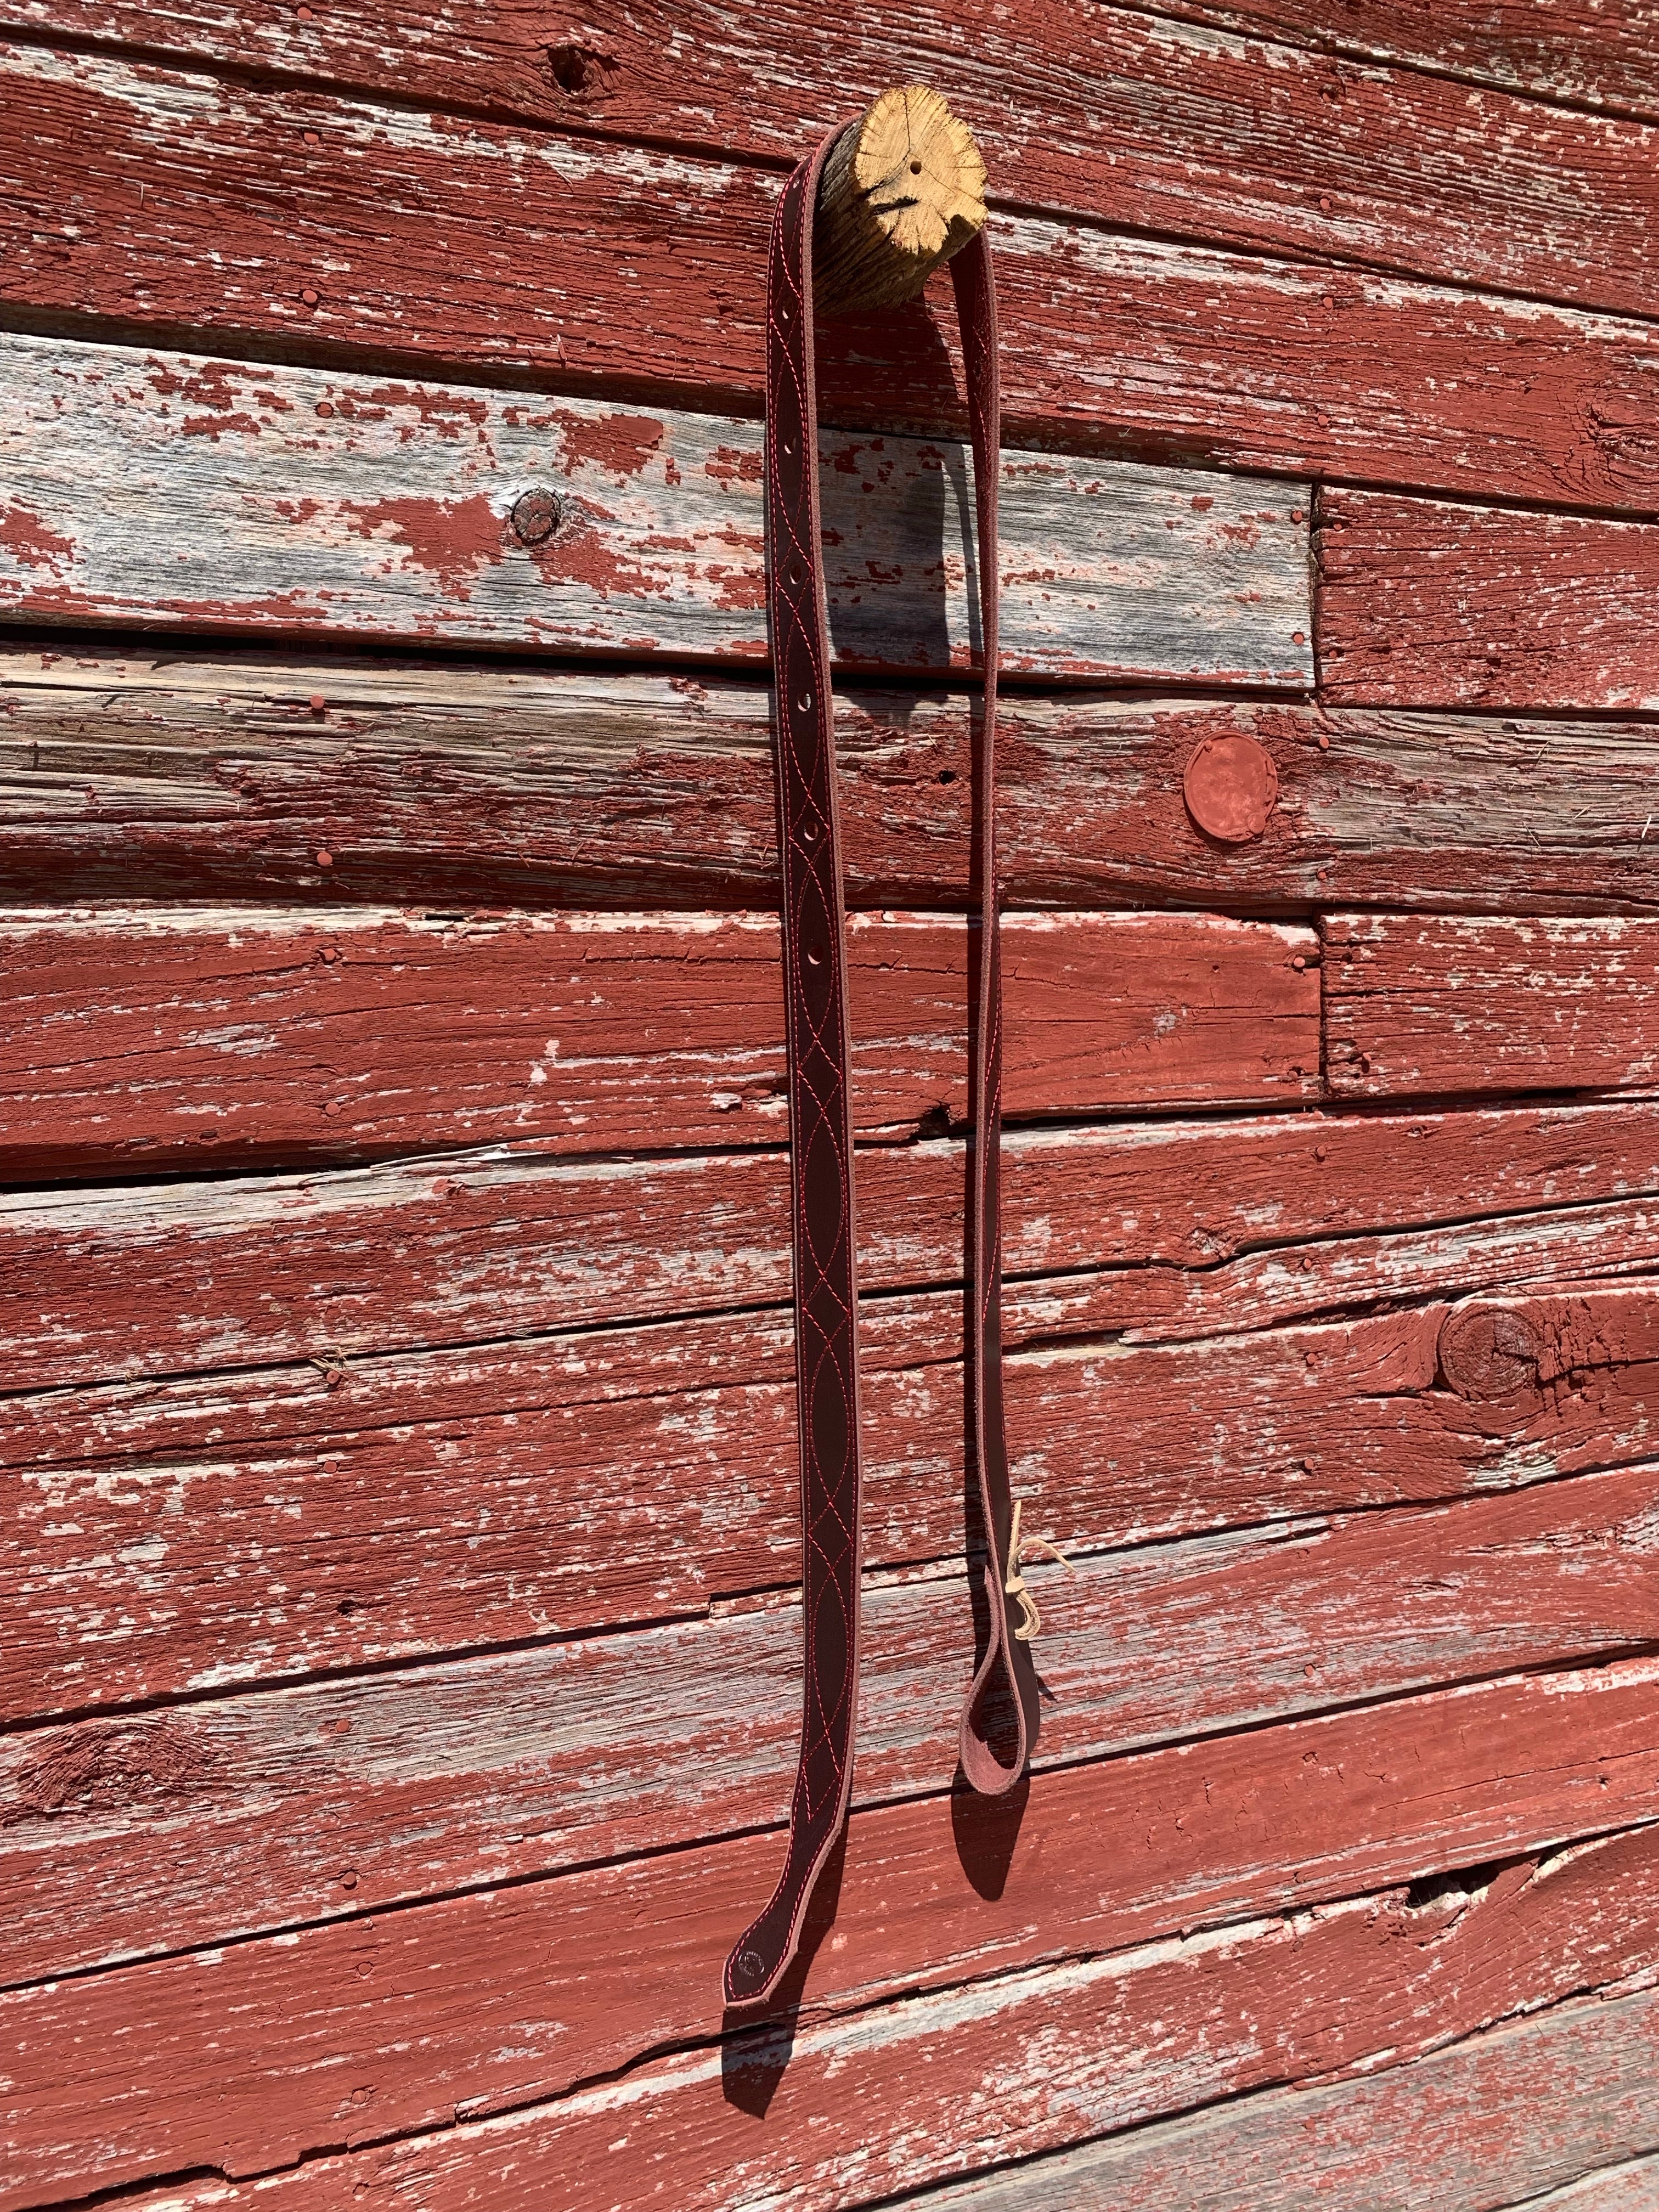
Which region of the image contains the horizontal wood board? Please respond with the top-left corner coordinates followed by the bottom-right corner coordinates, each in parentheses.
top-left (7, 48), bottom-right (1659, 508)
top-left (9, 3), bottom-right (1659, 321)
top-left (1325, 913), bottom-right (1659, 1098)
top-left (0, 904), bottom-right (1319, 1176)
top-left (5, 652), bottom-right (1658, 913)
top-left (0, 337), bottom-right (1312, 678)
top-left (1319, 491), bottom-right (1659, 710)
top-left (39, 1826), bottom-right (1659, 2212)
top-left (8, 899), bottom-right (1659, 1180)
top-left (15, 0), bottom-right (1659, 123)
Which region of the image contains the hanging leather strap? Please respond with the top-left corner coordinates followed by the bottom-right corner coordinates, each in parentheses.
top-left (723, 123), bottom-right (1038, 2012)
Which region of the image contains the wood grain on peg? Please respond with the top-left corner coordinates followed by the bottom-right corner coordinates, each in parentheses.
top-left (813, 86), bottom-right (986, 317)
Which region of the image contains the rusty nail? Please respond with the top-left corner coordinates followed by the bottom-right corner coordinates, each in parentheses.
top-left (301, 287), bottom-right (320, 307)
top-left (308, 693), bottom-right (326, 713)
top-left (317, 849), bottom-right (333, 867)
top-left (512, 488), bottom-right (563, 546)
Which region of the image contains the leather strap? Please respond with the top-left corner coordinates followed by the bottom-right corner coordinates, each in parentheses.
top-left (724, 122), bottom-right (1037, 2012)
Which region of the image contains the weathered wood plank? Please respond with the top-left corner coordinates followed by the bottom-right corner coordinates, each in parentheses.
top-left (10, 4), bottom-right (1659, 319)
top-left (5, 1460), bottom-right (1658, 1979)
top-left (5, 651), bottom-right (1657, 914)
top-left (0, 904), bottom-right (1318, 1175)
top-left (911, 1986), bottom-right (1659, 2211)
top-left (60, 1827), bottom-right (1659, 2212)
top-left (5, 51), bottom-right (1659, 510)
top-left (0, 334), bottom-right (1311, 679)
top-left (9, 1103), bottom-right (1659, 1391)
top-left (12, 1280), bottom-right (1655, 1713)
top-left (1523, 2159), bottom-right (1659, 2211)
top-left (1318, 491), bottom-right (1659, 710)
top-left (1130, 3), bottom-right (1659, 117)
top-left (6, 1669), bottom-right (1659, 2207)
top-left (1325, 914), bottom-right (1659, 1099)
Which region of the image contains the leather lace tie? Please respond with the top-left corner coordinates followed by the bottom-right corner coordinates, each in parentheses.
top-left (724, 121), bottom-right (1040, 2009)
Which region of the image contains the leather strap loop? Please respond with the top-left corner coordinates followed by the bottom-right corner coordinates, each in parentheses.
top-left (724, 120), bottom-right (1033, 2011)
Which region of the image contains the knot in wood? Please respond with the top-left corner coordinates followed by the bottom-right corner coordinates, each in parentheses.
top-left (511, 488), bottom-right (564, 546)
top-left (1182, 732), bottom-right (1279, 844)
top-left (1438, 1302), bottom-right (1543, 1401)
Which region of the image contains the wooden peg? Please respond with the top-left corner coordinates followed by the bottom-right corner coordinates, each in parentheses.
top-left (812, 85), bottom-right (988, 319)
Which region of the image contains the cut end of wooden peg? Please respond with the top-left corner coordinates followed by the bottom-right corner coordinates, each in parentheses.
top-left (814, 85), bottom-right (988, 320)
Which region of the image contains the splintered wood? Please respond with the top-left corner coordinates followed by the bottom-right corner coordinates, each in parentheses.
top-left (2, 12), bottom-right (1657, 2212)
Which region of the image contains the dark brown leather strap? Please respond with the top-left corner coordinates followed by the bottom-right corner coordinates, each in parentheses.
top-left (724, 122), bottom-right (1035, 2011)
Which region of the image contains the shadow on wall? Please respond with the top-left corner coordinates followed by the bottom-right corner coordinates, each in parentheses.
top-left (817, 297), bottom-right (977, 682)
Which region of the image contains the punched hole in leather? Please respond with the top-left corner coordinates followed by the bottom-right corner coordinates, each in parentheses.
top-left (723, 119), bottom-right (1040, 2011)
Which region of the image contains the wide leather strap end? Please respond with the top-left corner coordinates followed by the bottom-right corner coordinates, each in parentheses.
top-left (722, 125), bottom-right (864, 2011)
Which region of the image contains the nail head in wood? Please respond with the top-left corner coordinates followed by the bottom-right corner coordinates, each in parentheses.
top-left (812, 85), bottom-right (988, 320)
top-left (512, 488), bottom-right (563, 546)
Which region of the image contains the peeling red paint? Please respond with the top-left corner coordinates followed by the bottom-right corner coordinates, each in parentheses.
top-left (704, 443), bottom-right (763, 488)
top-left (0, 506), bottom-right (77, 578)
top-left (557, 410), bottom-right (666, 480)
top-left (180, 410), bottom-right (266, 440)
top-left (539, 512), bottom-right (673, 602)
top-left (340, 495), bottom-right (506, 596)
top-left (362, 382), bottom-right (490, 430)
top-left (704, 562), bottom-right (767, 614)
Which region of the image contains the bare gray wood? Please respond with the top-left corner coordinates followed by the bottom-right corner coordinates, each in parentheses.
top-left (0, 337), bottom-right (1311, 682)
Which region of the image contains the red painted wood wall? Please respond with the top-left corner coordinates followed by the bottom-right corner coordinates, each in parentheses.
top-left (3, 5), bottom-right (1659, 2206)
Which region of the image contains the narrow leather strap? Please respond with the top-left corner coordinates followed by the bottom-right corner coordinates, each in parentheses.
top-left (949, 234), bottom-right (1043, 1799)
top-left (724, 123), bottom-right (1034, 2011)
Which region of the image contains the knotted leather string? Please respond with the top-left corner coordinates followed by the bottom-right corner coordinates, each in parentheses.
top-left (724, 122), bottom-right (1039, 2011)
